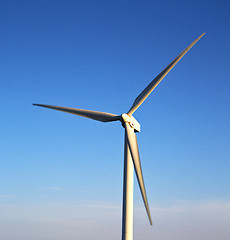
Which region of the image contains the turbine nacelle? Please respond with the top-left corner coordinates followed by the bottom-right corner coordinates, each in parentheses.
top-left (121, 113), bottom-right (141, 132)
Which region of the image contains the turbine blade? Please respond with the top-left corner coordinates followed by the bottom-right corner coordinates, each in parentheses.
top-left (33, 104), bottom-right (121, 122)
top-left (128, 33), bottom-right (205, 115)
top-left (125, 122), bottom-right (152, 225)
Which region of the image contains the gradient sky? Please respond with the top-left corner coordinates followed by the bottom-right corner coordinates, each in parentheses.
top-left (0, 1), bottom-right (230, 239)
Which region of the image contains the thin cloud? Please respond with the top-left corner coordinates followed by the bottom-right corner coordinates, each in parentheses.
top-left (0, 194), bottom-right (14, 200)
top-left (87, 202), bottom-right (120, 209)
top-left (49, 186), bottom-right (65, 191)
top-left (150, 200), bottom-right (230, 212)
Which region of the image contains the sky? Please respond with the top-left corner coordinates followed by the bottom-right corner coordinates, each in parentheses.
top-left (0, 0), bottom-right (230, 239)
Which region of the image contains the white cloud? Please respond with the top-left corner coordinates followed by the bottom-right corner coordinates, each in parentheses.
top-left (0, 194), bottom-right (14, 200)
top-left (49, 186), bottom-right (65, 191)
top-left (86, 201), bottom-right (121, 209)
top-left (148, 199), bottom-right (230, 212)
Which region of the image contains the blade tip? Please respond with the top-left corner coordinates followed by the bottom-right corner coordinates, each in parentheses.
top-left (149, 217), bottom-right (153, 226)
top-left (199, 32), bottom-right (206, 39)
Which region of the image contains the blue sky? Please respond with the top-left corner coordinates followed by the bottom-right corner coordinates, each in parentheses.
top-left (0, 0), bottom-right (230, 239)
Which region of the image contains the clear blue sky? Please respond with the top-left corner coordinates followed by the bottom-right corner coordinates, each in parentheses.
top-left (0, 1), bottom-right (230, 239)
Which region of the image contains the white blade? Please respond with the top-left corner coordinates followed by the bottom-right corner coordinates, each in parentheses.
top-left (128, 33), bottom-right (205, 115)
top-left (33, 104), bottom-right (120, 122)
top-left (125, 122), bottom-right (152, 225)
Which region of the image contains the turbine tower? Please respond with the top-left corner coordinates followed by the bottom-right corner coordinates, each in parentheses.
top-left (33, 33), bottom-right (204, 240)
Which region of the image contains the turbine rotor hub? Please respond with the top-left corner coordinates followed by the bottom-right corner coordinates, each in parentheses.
top-left (121, 113), bottom-right (141, 132)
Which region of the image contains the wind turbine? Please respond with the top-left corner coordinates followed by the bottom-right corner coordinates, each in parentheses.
top-left (33, 33), bottom-right (204, 240)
